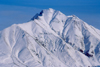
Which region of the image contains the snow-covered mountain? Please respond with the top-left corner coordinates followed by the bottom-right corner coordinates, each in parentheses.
top-left (0, 8), bottom-right (100, 67)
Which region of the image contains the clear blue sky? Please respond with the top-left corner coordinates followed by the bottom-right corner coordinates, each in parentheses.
top-left (0, 0), bottom-right (100, 30)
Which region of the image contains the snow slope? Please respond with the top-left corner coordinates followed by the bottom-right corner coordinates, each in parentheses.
top-left (0, 8), bottom-right (100, 67)
top-left (37, 8), bottom-right (100, 64)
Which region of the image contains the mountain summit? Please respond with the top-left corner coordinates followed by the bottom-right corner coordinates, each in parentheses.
top-left (0, 8), bottom-right (100, 67)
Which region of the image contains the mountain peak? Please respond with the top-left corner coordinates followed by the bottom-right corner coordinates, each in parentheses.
top-left (48, 8), bottom-right (55, 12)
top-left (31, 8), bottom-right (80, 23)
top-left (1, 8), bottom-right (100, 67)
top-left (31, 8), bottom-right (56, 20)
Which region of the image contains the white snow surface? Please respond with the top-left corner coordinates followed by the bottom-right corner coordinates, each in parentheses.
top-left (0, 8), bottom-right (100, 67)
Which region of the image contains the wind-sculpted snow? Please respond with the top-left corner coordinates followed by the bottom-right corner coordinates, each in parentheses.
top-left (0, 8), bottom-right (100, 67)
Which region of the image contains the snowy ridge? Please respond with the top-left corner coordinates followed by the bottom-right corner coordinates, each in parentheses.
top-left (0, 8), bottom-right (100, 67)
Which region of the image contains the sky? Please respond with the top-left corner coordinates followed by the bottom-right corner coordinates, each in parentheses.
top-left (0, 0), bottom-right (100, 31)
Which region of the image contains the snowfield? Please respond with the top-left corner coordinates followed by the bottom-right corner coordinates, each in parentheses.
top-left (0, 8), bottom-right (100, 67)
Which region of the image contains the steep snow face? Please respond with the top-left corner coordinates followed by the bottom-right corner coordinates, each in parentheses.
top-left (31, 8), bottom-right (100, 65)
top-left (36, 8), bottom-right (100, 61)
top-left (0, 8), bottom-right (100, 67)
top-left (18, 18), bottom-right (91, 67)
